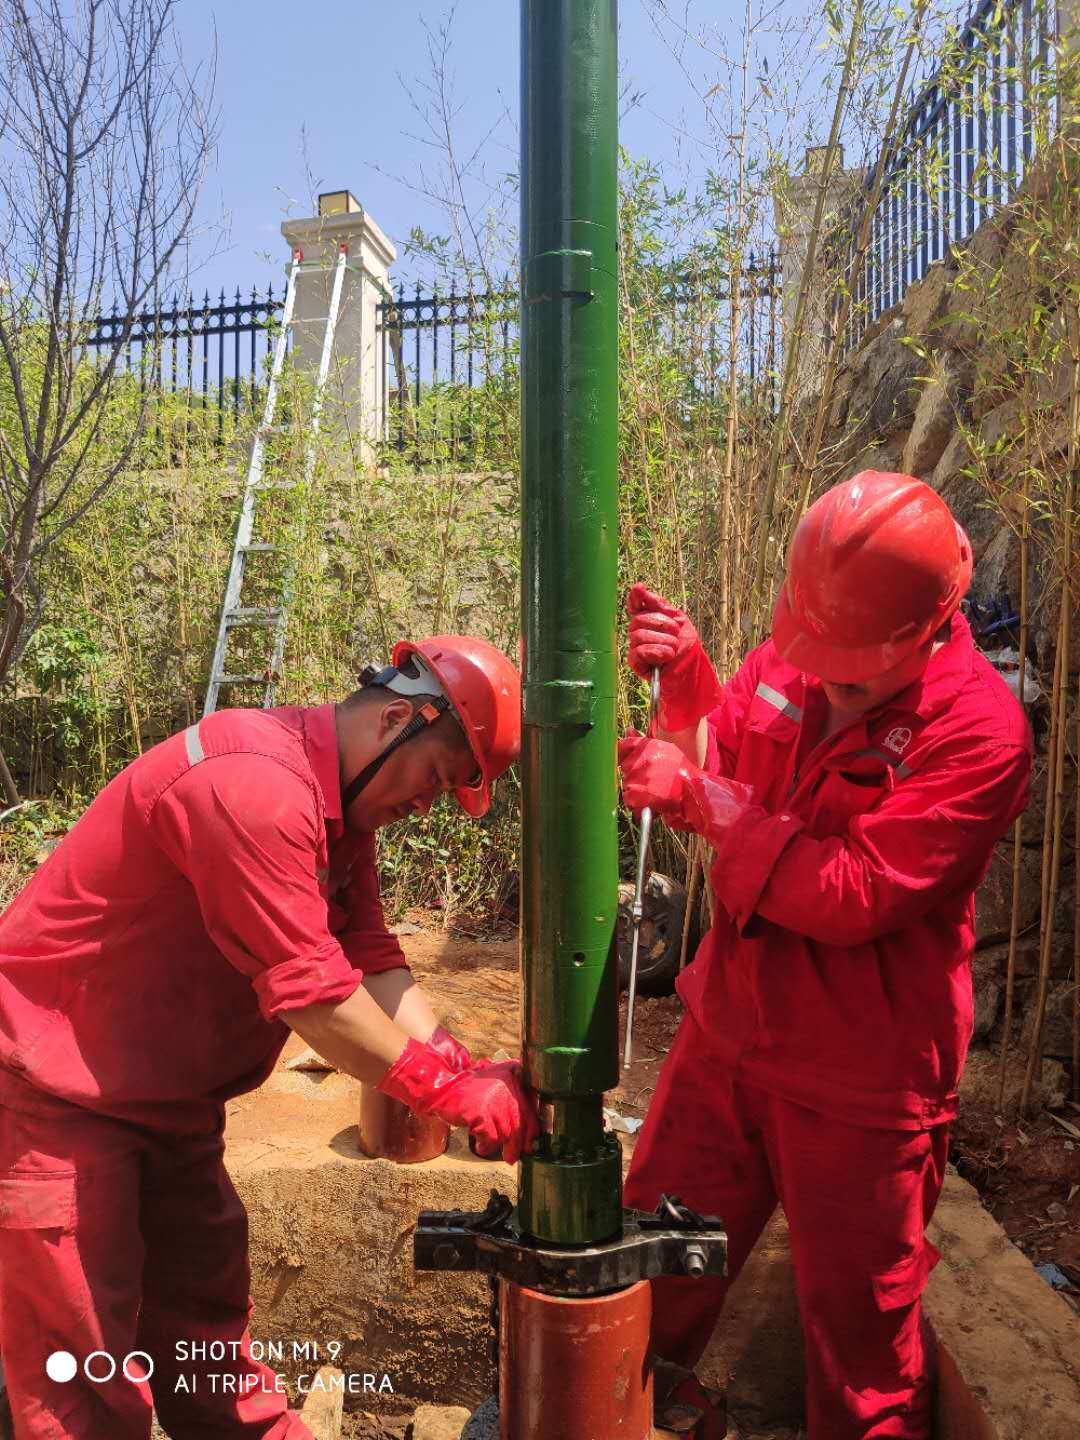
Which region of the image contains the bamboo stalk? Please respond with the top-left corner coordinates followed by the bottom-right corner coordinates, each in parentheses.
top-left (795, 0), bottom-right (929, 516)
top-left (1039, 634), bottom-right (1062, 935)
top-left (679, 837), bottom-right (703, 973)
top-left (679, 6), bottom-right (756, 932)
top-left (703, 861), bottom-right (717, 930)
top-left (749, 0), bottom-right (866, 632)
top-left (1021, 571), bottom-right (1071, 1116)
top-left (1067, 310), bottom-right (1080, 1103)
top-left (1074, 674), bottom-right (1080, 1102)
top-left (78, 567), bottom-right (110, 786)
top-left (718, 0), bottom-right (753, 650)
top-left (997, 478), bottom-right (1030, 1110)
top-left (174, 469), bottom-right (192, 728)
top-left (101, 532), bottom-right (143, 757)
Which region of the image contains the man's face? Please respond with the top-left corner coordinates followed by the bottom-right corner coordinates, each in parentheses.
top-left (346, 714), bottom-right (480, 832)
top-left (815, 640), bottom-right (934, 718)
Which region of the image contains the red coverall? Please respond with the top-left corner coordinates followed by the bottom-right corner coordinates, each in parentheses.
top-left (624, 612), bottom-right (1031, 1439)
top-left (0, 704), bottom-right (409, 1439)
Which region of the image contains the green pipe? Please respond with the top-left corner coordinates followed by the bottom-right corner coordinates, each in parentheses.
top-left (518, 0), bottom-right (622, 1247)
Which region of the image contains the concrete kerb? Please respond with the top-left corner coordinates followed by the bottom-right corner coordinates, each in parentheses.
top-left (925, 1171), bottom-right (1080, 1439)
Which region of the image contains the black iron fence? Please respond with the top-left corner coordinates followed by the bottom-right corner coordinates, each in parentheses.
top-left (374, 251), bottom-right (782, 469)
top-left (658, 250), bottom-right (782, 416)
top-left (84, 287), bottom-right (288, 439)
top-left (375, 280), bottom-right (519, 468)
top-left (82, 251), bottom-right (782, 468)
top-left (835, 0), bottom-right (1061, 350)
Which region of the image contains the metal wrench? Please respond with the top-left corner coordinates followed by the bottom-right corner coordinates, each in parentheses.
top-left (623, 666), bottom-right (661, 1070)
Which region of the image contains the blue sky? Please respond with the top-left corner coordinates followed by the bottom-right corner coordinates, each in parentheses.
top-left (173, 0), bottom-right (825, 298)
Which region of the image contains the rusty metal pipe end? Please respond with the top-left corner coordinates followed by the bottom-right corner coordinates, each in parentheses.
top-left (357, 1084), bottom-right (449, 1164)
top-left (498, 1278), bottom-right (653, 1439)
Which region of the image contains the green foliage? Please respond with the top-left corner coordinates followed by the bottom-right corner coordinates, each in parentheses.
top-left (0, 146), bottom-right (778, 916)
top-left (24, 623), bottom-right (107, 760)
top-left (6, 0), bottom-right (1079, 943)
top-left (0, 798), bottom-right (78, 910)
top-left (1, 381), bottom-right (243, 796)
top-left (378, 782), bottom-right (519, 923)
top-left (939, 115), bottom-right (1080, 556)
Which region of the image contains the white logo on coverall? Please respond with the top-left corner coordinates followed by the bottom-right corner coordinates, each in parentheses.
top-left (882, 726), bottom-right (913, 756)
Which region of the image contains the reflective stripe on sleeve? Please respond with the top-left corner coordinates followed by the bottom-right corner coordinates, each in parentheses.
top-left (755, 681), bottom-right (804, 724)
top-left (855, 747), bottom-right (914, 780)
top-left (183, 723), bottom-right (206, 767)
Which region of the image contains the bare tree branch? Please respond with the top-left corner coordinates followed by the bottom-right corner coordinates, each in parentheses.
top-left (0, 0), bottom-right (217, 784)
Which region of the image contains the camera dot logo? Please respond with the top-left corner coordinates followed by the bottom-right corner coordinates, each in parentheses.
top-left (45, 1352), bottom-right (78, 1383)
top-left (44, 1350), bottom-right (153, 1384)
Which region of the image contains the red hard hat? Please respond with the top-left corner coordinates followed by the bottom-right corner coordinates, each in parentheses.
top-left (771, 471), bottom-right (973, 683)
top-left (392, 635), bottom-right (521, 816)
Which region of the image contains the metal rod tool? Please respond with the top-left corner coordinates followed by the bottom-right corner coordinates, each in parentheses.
top-left (623, 666), bottom-right (661, 1069)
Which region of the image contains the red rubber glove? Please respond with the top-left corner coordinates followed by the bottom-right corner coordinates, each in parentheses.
top-left (427, 1024), bottom-right (472, 1072)
top-left (618, 732), bottom-right (695, 816)
top-left (627, 584), bottom-right (723, 732)
top-left (618, 733), bottom-right (753, 842)
top-left (378, 1039), bottom-right (539, 1164)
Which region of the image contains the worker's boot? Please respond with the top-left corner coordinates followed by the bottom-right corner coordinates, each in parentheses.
top-left (653, 1358), bottom-right (727, 1438)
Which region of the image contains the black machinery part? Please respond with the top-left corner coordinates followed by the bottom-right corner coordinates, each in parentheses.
top-left (414, 1191), bottom-right (727, 1297)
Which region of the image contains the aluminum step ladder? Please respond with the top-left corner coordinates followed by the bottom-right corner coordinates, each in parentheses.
top-left (202, 242), bottom-right (349, 716)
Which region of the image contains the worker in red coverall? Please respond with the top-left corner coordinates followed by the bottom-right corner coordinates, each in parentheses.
top-left (619, 472), bottom-right (1032, 1440)
top-left (0, 634), bottom-right (538, 1440)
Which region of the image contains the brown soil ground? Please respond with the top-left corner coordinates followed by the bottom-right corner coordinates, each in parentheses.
top-left (950, 1082), bottom-right (1080, 1290)
top-left (332, 1416), bottom-right (806, 1437)
top-left (330, 1414), bottom-right (803, 1438)
top-left (340, 1416), bottom-right (406, 1439)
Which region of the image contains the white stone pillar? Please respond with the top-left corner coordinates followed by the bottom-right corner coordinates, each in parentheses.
top-left (773, 145), bottom-right (865, 406)
top-left (1062, 0), bottom-right (1080, 79)
top-left (280, 201), bottom-right (396, 455)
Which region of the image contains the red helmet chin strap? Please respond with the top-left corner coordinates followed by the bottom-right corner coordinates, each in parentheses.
top-left (341, 677), bottom-right (450, 814)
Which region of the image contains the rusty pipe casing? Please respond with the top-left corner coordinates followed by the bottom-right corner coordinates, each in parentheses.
top-left (499, 1279), bottom-right (653, 1439)
top-left (357, 1085), bottom-right (449, 1164)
